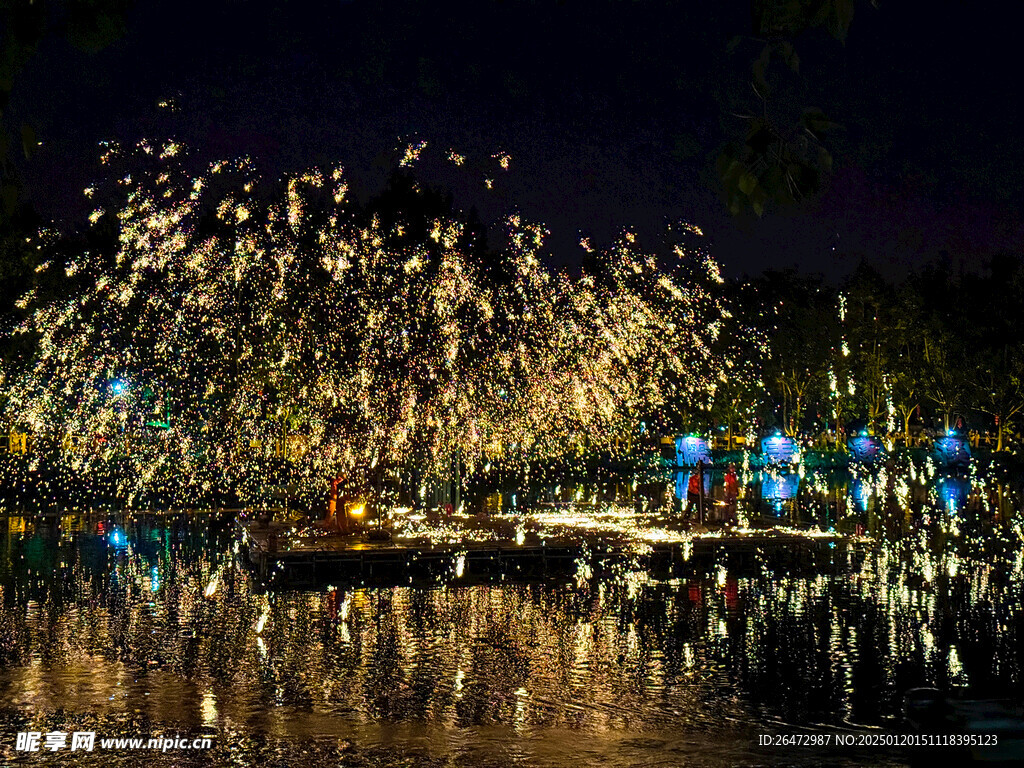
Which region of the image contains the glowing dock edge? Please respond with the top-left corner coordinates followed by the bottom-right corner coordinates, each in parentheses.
top-left (238, 519), bottom-right (872, 588)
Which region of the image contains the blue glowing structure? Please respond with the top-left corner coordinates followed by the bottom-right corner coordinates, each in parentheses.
top-left (933, 436), bottom-right (971, 468)
top-left (851, 477), bottom-right (872, 512)
top-left (936, 477), bottom-right (970, 512)
top-left (760, 472), bottom-right (799, 512)
top-left (109, 378), bottom-right (127, 396)
top-left (848, 435), bottom-right (885, 464)
top-left (674, 435), bottom-right (713, 467)
top-left (760, 434), bottom-right (799, 465)
top-left (108, 528), bottom-right (128, 549)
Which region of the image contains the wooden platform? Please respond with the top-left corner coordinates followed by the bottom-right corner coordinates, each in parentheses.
top-left (239, 518), bottom-right (872, 587)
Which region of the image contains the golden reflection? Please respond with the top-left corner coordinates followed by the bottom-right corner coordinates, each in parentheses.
top-left (0, 464), bottom-right (1020, 739)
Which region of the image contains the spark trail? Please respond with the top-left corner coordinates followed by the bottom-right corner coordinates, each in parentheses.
top-left (3, 141), bottom-right (733, 505)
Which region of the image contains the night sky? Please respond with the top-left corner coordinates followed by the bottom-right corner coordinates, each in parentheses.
top-left (7, 0), bottom-right (1022, 279)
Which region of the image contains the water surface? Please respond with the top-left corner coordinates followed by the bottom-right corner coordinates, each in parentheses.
top-left (1, 468), bottom-right (1022, 767)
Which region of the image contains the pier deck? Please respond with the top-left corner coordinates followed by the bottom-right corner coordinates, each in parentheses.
top-left (239, 516), bottom-right (872, 587)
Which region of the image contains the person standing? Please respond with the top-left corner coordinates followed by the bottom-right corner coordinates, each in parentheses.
top-left (686, 467), bottom-right (701, 520)
top-left (723, 463), bottom-right (739, 526)
top-left (688, 459), bottom-right (708, 523)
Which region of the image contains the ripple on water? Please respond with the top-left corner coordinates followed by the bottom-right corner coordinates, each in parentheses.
top-left (1, 504), bottom-right (1022, 766)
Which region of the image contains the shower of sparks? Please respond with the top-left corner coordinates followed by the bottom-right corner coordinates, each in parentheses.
top-left (2, 142), bottom-right (735, 506)
top-left (398, 139), bottom-right (428, 168)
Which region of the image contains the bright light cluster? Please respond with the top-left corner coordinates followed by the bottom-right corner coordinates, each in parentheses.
top-left (3, 142), bottom-right (732, 505)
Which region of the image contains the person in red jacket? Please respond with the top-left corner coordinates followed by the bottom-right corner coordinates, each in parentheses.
top-left (723, 463), bottom-right (739, 526)
top-left (685, 460), bottom-right (705, 521)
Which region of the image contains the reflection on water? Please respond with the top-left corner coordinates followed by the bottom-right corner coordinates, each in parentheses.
top-left (0, 467), bottom-right (1022, 767)
top-left (759, 472), bottom-right (801, 513)
top-left (663, 462), bottom-right (1019, 539)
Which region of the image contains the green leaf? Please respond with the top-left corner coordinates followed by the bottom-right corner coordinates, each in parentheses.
top-left (802, 107), bottom-right (840, 138)
top-left (750, 183), bottom-right (769, 214)
top-left (818, 146), bottom-right (833, 174)
top-left (738, 171), bottom-right (758, 196)
top-left (718, 153), bottom-right (746, 189)
top-left (725, 158), bottom-right (745, 182)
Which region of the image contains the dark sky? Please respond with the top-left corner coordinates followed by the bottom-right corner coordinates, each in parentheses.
top-left (7, 0), bottom-right (1023, 279)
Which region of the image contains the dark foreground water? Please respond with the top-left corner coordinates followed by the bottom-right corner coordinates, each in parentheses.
top-left (1, 476), bottom-right (1023, 766)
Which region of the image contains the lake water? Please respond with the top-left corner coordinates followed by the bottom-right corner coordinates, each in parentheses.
top-left (1, 467), bottom-right (1022, 767)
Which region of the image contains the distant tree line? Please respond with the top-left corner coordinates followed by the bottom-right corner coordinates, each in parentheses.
top-left (697, 258), bottom-right (1024, 452)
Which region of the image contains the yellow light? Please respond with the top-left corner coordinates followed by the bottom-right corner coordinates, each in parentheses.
top-left (349, 503), bottom-right (365, 517)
